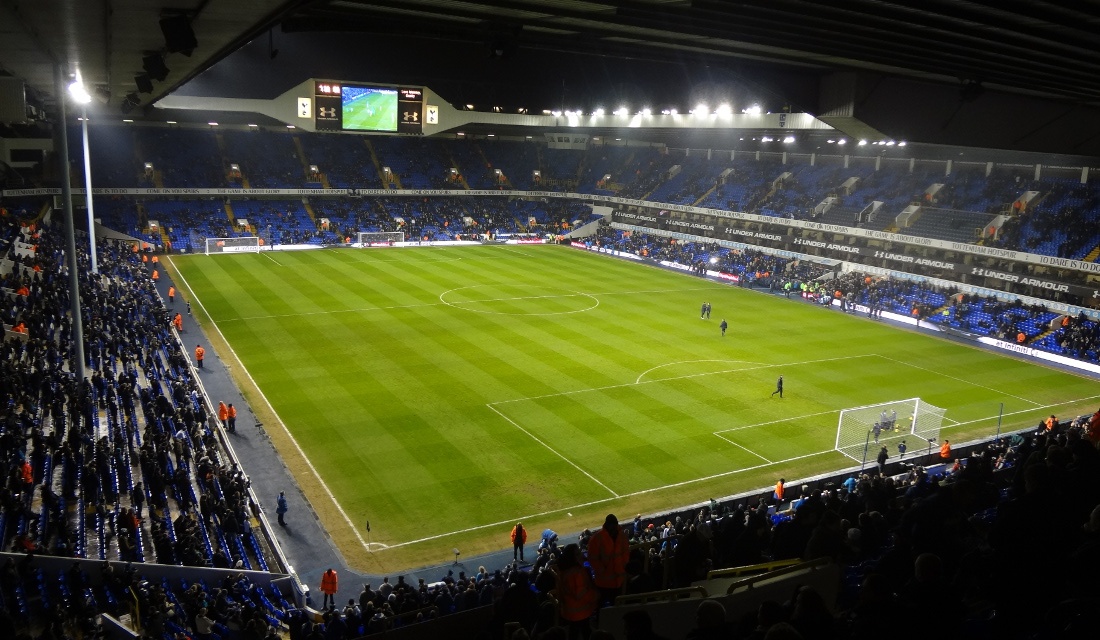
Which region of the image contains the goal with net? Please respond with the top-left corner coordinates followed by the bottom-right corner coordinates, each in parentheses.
top-left (835, 398), bottom-right (946, 466)
top-left (205, 236), bottom-right (260, 255)
top-left (357, 231), bottom-right (405, 246)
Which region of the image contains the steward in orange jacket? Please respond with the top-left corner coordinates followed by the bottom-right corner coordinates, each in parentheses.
top-left (511, 522), bottom-right (527, 562)
top-left (587, 514), bottom-right (629, 604)
top-left (218, 402), bottom-right (229, 429)
top-left (320, 568), bottom-right (338, 609)
top-left (556, 544), bottom-right (598, 626)
top-left (940, 440), bottom-right (952, 460)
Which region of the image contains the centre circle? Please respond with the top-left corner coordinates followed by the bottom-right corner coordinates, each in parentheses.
top-left (439, 285), bottom-right (599, 315)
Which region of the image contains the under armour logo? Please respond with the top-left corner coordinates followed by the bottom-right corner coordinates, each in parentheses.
top-left (319, 107), bottom-right (336, 118)
top-left (403, 111), bottom-right (419, 122)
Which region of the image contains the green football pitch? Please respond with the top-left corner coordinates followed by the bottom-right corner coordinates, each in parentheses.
top-left (342, 91), bottom-right (397, 131)
top-left (168, 245), bottom-right (1100, 569)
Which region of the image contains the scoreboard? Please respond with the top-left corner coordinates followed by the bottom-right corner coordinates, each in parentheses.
top-left (314, 81), bottom-right (423, 134)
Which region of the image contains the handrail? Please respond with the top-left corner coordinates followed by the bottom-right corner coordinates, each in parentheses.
top-left (725, 557), bottom-right (833, 595)
top-left (614, 586), bottom-right (708, 606)
top-left (705, 557), bottom-right (804, 580)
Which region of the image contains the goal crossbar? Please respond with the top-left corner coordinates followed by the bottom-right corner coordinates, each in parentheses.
top-left (835, 397), bottom-right (946, 465)
top-left (205, 236), bottom-right (260, 255)
top-left (357, 231), bottom-right (404, 246)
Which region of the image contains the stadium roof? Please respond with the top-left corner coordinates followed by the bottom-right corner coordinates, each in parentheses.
top-left (3, 1), bottom-right (1100, 156)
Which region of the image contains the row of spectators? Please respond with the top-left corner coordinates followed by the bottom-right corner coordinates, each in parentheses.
top-left (594, 227), bottom-right (1100, 363)
top-left (0, 216), bottom-right (284, 639)
top-left (327, 418), bottom-right (1098, 640)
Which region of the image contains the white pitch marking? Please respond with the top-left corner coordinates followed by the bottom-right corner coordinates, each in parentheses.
top-left (943, 393), bottom-right (1100, 430)
top-left (636, 359), bottom-right (768, 385)
top-left (226, 286), bottom-right (705, 322)
top-left (487, 404), bottom-right (618, 497)
top-left (167, 256), bottom-right (377, 556)
top-left (713, 432), bottom-right (773, 463)
top-left (877, 354), bottom-right (1043, 406)
top-left (714, 408), bottom-right (842, 435)
top-left (259, 252), bottom-right (282, 266)
top-left (438, 285), bottom-right (600, 316)
top-left (492, 354), bottom-right (878, 406)
top-left (229, 302), bottom-right (440, 322)
top-left (379, 448), bottom-right (835, 550)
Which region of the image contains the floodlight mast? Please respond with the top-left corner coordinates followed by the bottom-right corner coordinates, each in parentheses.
top-left (79, 103), bottom-right (98, 273)
top-left (55, 63), bottom-right (87, 381)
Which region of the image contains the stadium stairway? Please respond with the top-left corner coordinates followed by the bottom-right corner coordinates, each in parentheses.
top-left (443, 147), bottom-right (472, 189)
top-left (1028, 325), bottom-right (1060, 346)
top-left (364, 139), bottom-right (396, 188)
top-left (223, 201), bottom-right (237, 226)
top-left (1082, 244), bottom-right (1100, 263)
top-left (153, 170), bottom-right (164, 189)
top-left (291, 135), bottom-right (330, 187)
top-left (302, 199), bottom-right (319, 225)
top-left (693, 184), bottom-right (718, 206)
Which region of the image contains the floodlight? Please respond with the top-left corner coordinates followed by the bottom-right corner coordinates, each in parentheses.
top-left (641, 108), bottom-right (651, 116)
top-left (613, 107), bottom-right (628, 116)
top-left (593, 108), bottom-right (605, 116)
top-left (885, 141), bottom-right (896, 146)
top-left (670, 109), bottom-right (678, 115)
top-left (857, 139), bottom-right (868, 146)
top-left (898, 141), bottom-right (907, 147)
top-left (783, 136), bottom-right (795, 143)
top-left (743, 105), bottom-right (762, 115)
top-left (68, 79), bottom-right (92, 104)
top-left (694, 103), bottom-right (708, 115)
top-left (208, 122), bottom-right (219, 126)
top-left (837, 139), bottom-right (847, 145)
top-left (716, 104), bottom-right (732, 116)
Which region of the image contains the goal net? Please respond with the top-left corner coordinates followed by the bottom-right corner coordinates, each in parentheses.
top-left (205, 236), bottom-right (260, 255)
top-left (835, 398), bottom-right (946, 465)
top-left (357, 231), bottom-right (404, 246)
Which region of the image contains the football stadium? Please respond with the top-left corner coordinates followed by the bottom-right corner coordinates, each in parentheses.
top-left (2, 2), bottom-right (1100, 639)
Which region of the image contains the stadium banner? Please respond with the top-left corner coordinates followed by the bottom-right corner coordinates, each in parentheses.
top-left (610, 210), bottom-right (1100, 298)
top-left (7, 184), bottom-right (1100, 276)
top-left (1, 187), bottom-right (351, 196)
top-left (978, 337), bottom-right (1100, 375)
top-left (568, 241), bottom-right (644, 260)
top-left (842, 262), bottom-right (1100, 321)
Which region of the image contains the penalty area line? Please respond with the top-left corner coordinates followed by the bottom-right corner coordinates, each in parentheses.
top-left (876, 354), bottom-right (1043, 406)
top-left (381, 447), bottom-right (837, 550)
top-left (713, 432), bottom-right (773, 463)
top-left (486, 404), bottom-right (619, 498)
top-left (492, 354), bottom-right (877, 406)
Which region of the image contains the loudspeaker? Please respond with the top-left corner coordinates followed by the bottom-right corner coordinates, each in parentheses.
top-left (135, 74), bottom-right (154, 94)
top-left (160, 15), bottom-right (197, 56)
top-left (143, 53), bottom-right (169, 82)
top-left (121, 93), bottom-right (140, 114)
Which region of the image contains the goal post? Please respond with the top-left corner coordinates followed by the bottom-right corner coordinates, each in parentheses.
top-left (205, 236), bottom-right (260, 255)
top-left (835, 398), bottom-right (946, 466)
top-left (357, 231), bottom-right (405, 246)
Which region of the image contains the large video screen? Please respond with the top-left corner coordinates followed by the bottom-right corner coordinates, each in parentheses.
top-left (313, 82), bottom-right (423, 134)
top-left (341, 85), bottom-right (398, 132)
